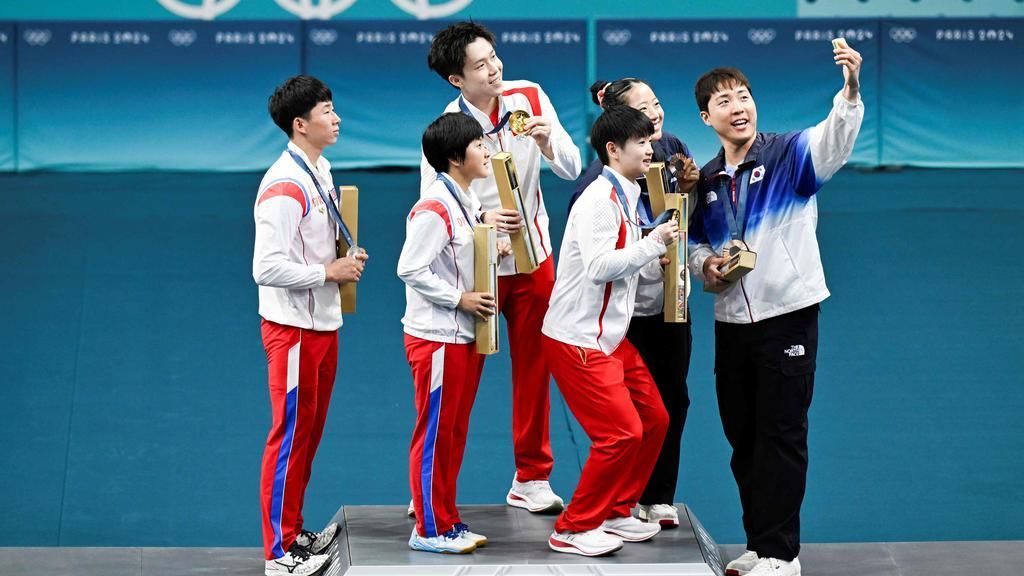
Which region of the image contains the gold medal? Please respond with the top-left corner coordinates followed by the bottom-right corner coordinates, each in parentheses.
top-left (508, 110), bottom-right (531, 136)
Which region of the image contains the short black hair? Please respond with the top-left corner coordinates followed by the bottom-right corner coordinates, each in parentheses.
top-left (427, 21), bottom-right (497, 84)
top-left (268, 75), bottom-right (333, 138)
top-left (590, 106), bottom-right (655, 165)
top-left (422, 112), bottom-right (485, 174)
top-left (694, 67), bottom-right (752, 113)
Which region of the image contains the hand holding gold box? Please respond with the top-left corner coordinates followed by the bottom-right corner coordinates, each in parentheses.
top-left (474, 224), bottom-right (499, 355)
top-left (662, 192), bottom-right (688, 322)
top-left (704, 241), bottom-right (757, 293)
top-left (335, 185), bottom-right (359, 313)
top-left (491, 152), bottom-right (539, 274)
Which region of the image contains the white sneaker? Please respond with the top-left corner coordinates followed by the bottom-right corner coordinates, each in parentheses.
top-left (507, 477), bottom-right (564, 513)
top-left (637, 504), bottom-right (680, 527)
top-left (265, 544), bottom-right (328, 576)
top-left (600, 515), bottom-right (661, 542)
top-left (454, 522), bottom-right (488, 548)
top-left (746, 556), bottom-right (801, 576)
top-left (407, 499), bottom-right (415, 517)
top-left (725, 550), bottom-right (761, 576)
top-left (408, 528), bottom-right (477, 554)
top-left (294, 523), bottom-right (338, 554)
top-left (548, 529), bottom-right (623, 556)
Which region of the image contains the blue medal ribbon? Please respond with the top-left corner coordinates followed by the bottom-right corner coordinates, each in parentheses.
top-left (436, 173), bottom-right (477, 228)
top-left (604, 167), bottom-right (675, 231)
top-left (602, 166), bottom-right (636, 225)
top-left (719, 169), bottom-right (750, 243)
top-left (459, 95), bottom-right (512, 135)
top-left (287, 149), bottom-right (355, 248)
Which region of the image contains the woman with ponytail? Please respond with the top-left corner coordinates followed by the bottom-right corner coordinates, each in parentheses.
top-left (570, 77), bottom-right (699, 529)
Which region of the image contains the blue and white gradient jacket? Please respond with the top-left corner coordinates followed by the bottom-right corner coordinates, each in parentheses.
top-left (688, 91), bottom-right (863, 324)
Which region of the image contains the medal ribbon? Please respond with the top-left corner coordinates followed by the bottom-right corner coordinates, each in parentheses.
top-left (436, 173), bottom-right (476, 227)
top-left (287, 150), bottom-right (355, 248)
top-left (459, 95), bottom-right (512, 135)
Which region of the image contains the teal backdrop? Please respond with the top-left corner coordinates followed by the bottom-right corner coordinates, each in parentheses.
top-left (1, 0), bottom-right (1023, 555)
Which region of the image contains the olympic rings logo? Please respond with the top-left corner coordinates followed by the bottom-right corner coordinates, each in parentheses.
top-left (747, 28), bottom-right (776, 45)
top-left (889, 27), bottom-right (917, 43)
top-left (157, 0), bottom-right (240, 20)
top-left (602, 29), bottom-right (631, 46)
top-left (309, 29), bottom-right (338, 46)
top-left (168, 29), bottom-right (197, 47)
top-left (23, 29), bottom-right (52, 46)
top-left (390, 0), bottom-right (474, 20)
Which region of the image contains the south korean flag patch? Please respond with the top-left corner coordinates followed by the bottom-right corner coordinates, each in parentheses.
top-left (750, 165), bottom-right (766, 184)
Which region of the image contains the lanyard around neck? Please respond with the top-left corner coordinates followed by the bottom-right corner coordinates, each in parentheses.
top-left (459, 95), bottom-right (512, 135)
top-left (436, 173), bottom-right (476, 227)
top-left (602, 167), bottom-right (635, 224)
top-left (287, 150), bottom-right (355, 248)
top-left (720, 170), bottom-right (750, 242)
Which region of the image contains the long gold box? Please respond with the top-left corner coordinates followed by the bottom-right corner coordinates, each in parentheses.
top-left (491, 152), bottom-right (539, 274)
top-left (662, 192), bottom-right (688, 323)
top-left (336, 185), bottom-right (358, 313)
top-left (474, 224), bottom-right (499, 355)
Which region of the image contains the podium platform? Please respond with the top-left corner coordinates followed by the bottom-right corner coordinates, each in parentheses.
top-left (319, 504), bottom-right (724, 576)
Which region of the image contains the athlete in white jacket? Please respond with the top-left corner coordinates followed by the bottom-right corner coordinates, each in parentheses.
top-left (400, 112), bottom-right (511, 555)
top-left (689, 44), bottom-right (864, 576)
top-left (423, 22), bottom-right (582, 512)
top-left (542, 106), bottom-right (677, 557)
top-left (253, 75), bottom-right (367, 576)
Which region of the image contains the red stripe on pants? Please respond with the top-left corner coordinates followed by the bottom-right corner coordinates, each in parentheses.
top-left (406, 335), bottom-right (485, 537)
top-left (260, 319), bottom-right (338, 560)
top-left (543, 335), bottom-right (668, 533)
top-left (498, 257), bottom-right (555, 481)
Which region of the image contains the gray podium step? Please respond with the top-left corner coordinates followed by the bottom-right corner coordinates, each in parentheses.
top-left (321, 504), bottom-right (723, 576)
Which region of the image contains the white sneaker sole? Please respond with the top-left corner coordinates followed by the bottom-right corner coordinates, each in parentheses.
top-left (548, 536), bottom-right (622, 556)
top-left (601, 526), bottom-right (660, 543)
top-left (264, 556), bottom-right (329, 576)
top-left (408, 539), bottom-right (476, 554)
top-left (506, 492), bottom-right (564, 513)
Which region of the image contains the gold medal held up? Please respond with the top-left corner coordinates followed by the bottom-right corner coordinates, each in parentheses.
top-left (508, 110), bottom-right (531, 136)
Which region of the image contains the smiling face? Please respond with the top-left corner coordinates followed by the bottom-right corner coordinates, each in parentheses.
top-left (609, 135), bottom-right (654, 181)
top-left (295, 101), bottom-right (340, 150)
top-left (701, 80), bottom-right (757, 150)
top-left (449, 37), bottom-right (503, 103)
top-left (623, 83), bottom-right (664, 142)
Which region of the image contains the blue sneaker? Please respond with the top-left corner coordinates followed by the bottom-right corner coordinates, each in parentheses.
top-left (408, 527), bottom-right (477, 554)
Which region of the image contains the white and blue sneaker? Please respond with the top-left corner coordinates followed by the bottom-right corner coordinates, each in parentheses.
top-left (408, 527), bottom-right (477, 554)
top-left (453, 522), bottom-right (488, 547)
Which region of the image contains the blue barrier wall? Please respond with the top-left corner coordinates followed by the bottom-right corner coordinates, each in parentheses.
top-left (17, 21), bottom-right (301, 171)
top-left (880, 18), bottom-right (1024, 167)
top-left (0, 22), bottom-right (13, 172)
top-left (3, 18), bottom-right (1022, 172)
